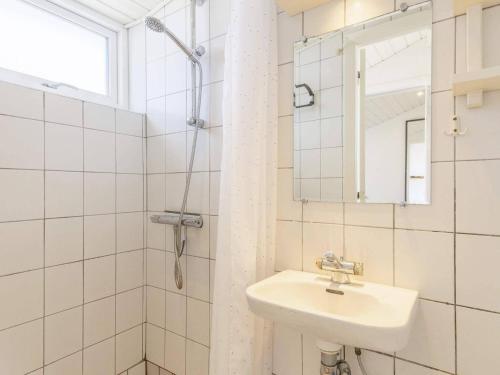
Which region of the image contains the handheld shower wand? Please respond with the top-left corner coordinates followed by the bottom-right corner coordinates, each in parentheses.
top-left (145, 17), bottom-right (205, 63)
top-left (146, 15), bottom-right (205, 290)
top-left (145, 16), bottom-right (205, 129)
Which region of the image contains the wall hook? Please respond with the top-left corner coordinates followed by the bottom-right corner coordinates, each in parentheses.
top-left (444, 115), bottom-right (468, 136)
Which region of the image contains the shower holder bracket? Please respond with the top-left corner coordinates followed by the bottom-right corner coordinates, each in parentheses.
top-left (194, 46), bottom-right (206, 57)
top-left (187, 117), bottom-right (206, 128)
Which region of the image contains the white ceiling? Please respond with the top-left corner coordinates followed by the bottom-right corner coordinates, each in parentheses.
top-left (365, 89), bottom-right (425, 128)
top-left (74, 0), bottom-right (162, 25)
top-left (364, 28), bottom-right (431, 97)
top-left (364, 30), bottom-right (429, 69)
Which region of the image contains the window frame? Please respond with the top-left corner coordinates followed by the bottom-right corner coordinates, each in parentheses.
top-left (0, 0), bottom-right (127, 107)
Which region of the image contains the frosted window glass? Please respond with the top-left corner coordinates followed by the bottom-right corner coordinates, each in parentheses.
top-left (0, 0), bottom-right (109, 95)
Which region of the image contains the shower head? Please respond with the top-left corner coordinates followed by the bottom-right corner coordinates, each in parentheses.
top-left (145, 16), bottom-right (199, 62)
top-left (145, 16), bottom-right (165, 33)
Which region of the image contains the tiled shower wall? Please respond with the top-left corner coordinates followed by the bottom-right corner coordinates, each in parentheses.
top-left (0, 81), bottom-right (146, 375)
top-left (276, 1), bottom-right (500, 374)
top-left (128, 0), bottom-right (228, 374)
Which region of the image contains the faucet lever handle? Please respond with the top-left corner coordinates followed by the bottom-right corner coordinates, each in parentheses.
top-left (323, 251), bottom-right (338, 262)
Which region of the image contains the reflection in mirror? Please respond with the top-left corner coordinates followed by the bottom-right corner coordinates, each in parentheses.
top-left (293, 31), bottom-right (344, 202)
top-left (405, 119), bottom-right (427, 203)
top-left (293, 2), bottom-right (432, 205)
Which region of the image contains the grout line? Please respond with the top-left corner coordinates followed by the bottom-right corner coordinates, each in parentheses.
top-left (81, 96), bottom-right (85, 375)
top-left (274, 218), bottom-right (500, 238)
top-left (0, 210), bottom-right (146, 226)
top-left (207, 0), bottom-right (213, 361)
top-left (185, 2), bottom-right (195, 370)
top-left (146, 321), bottom-right (210, 350)
top-left (393, 356), bottom-right (455, 375)
top-left (114, 108), bottom-right (118, 375)
top-left (42, 90), bottom-right (47, 370)
top-left (300, 196), bottom-right (304, 271)
top-left (342, 202), bottom-right (346, 258)
top-left (453, 14), bottom-right (458, 374)
top-left (41, 322), bottom-right (146, 370)
top-left (145, 284), bottom-right (209, 305)
top-left (144, 14), bottom-right (150, 365)
top-left (0, 248), bottom-right (146, 279)
top-left (0, 292), bottom-right (149, 337)
top-left (0, 168), bottom-right (145, 175)
top-left (392, 204), bottom-right (395, 287)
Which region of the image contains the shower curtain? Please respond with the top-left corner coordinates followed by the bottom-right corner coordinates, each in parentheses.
top-left (209, 0), bottom-right (278, 374)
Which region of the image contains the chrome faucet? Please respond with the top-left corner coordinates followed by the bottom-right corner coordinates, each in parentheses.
top-left (315, 251), bottom-right (364, 284)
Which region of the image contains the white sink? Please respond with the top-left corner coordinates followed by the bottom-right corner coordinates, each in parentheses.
top-left (246, 270), bottom-right (418, 352)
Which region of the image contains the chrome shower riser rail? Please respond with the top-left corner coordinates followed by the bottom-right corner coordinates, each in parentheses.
top-left (150, 211), bottom-right (203, 228)
top-left (145, 1), bottom-right (205, 290)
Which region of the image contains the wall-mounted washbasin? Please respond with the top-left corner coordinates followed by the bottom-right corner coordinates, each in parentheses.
top-left (246, 270), bottom-right (418, 353)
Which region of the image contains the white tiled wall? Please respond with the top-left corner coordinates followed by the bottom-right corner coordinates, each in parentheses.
top-left (128, 0), bottom-right (227, 374)
top-left (275, 1), bottom-right (500, 374)
top-left (127, 0), bottom-right (500, 374)
top-left (0, 81), bottom-right (146, 375)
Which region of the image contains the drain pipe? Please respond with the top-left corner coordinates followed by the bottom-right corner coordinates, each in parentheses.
top-left (320, 349), bottom-right (341, 375)
top-left (317, 341), bottom-right (352, 375)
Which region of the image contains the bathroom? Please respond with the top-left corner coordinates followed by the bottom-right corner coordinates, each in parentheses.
top-left (0, 0), bottom-right (499, 374)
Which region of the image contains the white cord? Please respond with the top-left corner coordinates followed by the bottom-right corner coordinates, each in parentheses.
top-left (355, 348), bottom-right (368, 375)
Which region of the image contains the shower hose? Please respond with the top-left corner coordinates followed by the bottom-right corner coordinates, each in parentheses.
top-left (173, 59), bottom-right (203, 290)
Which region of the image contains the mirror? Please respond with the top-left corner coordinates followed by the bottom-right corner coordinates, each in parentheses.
top-left (293, 3), bottom-right (432, 204)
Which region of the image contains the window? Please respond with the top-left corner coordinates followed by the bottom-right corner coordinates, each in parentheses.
top-left (0, 0), bottom-right (120, 104)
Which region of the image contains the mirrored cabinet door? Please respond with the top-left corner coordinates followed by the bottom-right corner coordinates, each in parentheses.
top-left (293, 2), bottom-right (432, 205)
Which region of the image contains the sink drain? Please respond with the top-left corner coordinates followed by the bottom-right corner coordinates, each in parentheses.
top-left (319, 349), bottom-right (352, 375)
